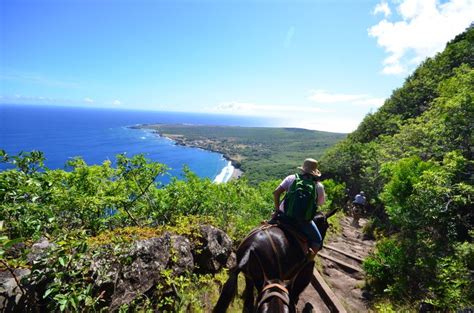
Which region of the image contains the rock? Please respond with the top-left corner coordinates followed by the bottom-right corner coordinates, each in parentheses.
top-left (0, 268), bottom-right (33, 312)
top-left (169, 235), bottom-right (194, 275)
top-left (107, 235), bottom-right (171, 310)
top-left (4, 242), bottom-right (26, 259)
top-left (226, 252), bottom-right (237, 269)
top-left (91, 233), bottom-right (194, 311)
top-left (18, 225), bottom-right (231, 310)
top-left (194, 225), bottom-right (233, 273)
top-left (26, 237), bottom-right (55, 264)
top-left (90, 247), bottom-right (122, 302)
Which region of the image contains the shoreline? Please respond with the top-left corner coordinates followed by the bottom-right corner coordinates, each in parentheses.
top-left (134, 125), bottom-right (244, 182)
top-left (212, 160), bottom-right (243, 183)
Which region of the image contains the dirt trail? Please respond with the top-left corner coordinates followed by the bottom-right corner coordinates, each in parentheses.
top-left (297, 216), bottom-right (375, 312)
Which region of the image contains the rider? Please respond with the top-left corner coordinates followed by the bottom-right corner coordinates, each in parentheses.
top-left (272, 158), bottom-right (326, 258)
top-left (351, 191), bottom-right (366, 226)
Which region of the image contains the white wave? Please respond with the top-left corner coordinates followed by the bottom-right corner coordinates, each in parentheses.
top-left (140, 136), bottom-right (146, 140)
top-left (213, 161), bottom-right (234, 184)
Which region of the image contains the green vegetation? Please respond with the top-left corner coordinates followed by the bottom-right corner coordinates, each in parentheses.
top-left (139, 124), bottom-right (345, 184)
top-left (2, 23), bottom-right (471, 313)
top-left (0, 150), bottom-right (344, 311)
top-left (321, 26), bottom-right (474, 309)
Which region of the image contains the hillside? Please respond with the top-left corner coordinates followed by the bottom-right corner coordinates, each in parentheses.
top-left (320, 26), bottom-right (473, 310)
top-left (139, 124), bottom-right (346, 184)
top-left (1, 25), bottom-right (472, 313)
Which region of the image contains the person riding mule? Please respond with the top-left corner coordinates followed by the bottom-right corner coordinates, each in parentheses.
top-left (271, 158), bottom-right (326, 259)
top-left (213, 209), bottom-right (335, 312)
top-left (214, 159), bottom-right (333, 312)
top-left (351, 191), bottom-right (366, 227)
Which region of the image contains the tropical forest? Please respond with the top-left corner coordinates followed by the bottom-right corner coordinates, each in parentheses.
top-left (1, 25), bottom-right (473, 313)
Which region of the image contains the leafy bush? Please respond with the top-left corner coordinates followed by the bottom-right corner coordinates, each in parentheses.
top-left (365, 153), bottom-right (473, 308)
top-left (0, 151), bottom-right (277, 241)
top-left (319, 26), bottom-right (474, 309)
top-left (30, 230), bottom-right (102, 312)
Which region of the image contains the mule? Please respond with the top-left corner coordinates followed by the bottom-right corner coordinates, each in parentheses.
top-left (256, 280), bottom-right (294, 313)
top-left (213, 208), bottom-right (337, 312)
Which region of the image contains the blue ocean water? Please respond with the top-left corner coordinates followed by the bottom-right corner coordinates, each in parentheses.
top-left (0, 104), bottom-right (272, 183)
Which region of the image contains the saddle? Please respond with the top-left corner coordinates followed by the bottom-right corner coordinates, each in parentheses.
top-left (266, 214), bottom-right (310, 257)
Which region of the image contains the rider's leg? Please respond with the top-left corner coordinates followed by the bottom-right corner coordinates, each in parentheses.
top-left (352, 203), bottom-right (361, 226)
top-left (300, 220), bottom-right (323, 258)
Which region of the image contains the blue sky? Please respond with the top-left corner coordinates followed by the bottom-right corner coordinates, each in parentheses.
top-left (1, 0), bottom-right (473, 132)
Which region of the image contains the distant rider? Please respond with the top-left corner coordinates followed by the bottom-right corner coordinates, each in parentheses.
top-left (272, 158), bottom-right (326, 258)
top-left (351, 191), bottom-right (366, 227)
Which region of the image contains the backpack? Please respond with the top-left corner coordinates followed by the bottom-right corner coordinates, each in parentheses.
top-left (284, 174), bottom-right (318, 222)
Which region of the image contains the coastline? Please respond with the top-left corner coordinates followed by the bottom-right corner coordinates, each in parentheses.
top-left (134, 125), bottom-right (244, 183)
top-left (230, 167), bottom-right (243, 181)
top-left (134, 123), bottom-right (346, 185)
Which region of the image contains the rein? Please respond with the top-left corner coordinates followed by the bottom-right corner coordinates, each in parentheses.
top-left (237, 223), bottom-right (275, 250)
top-left (256, 282), bottom-right (291, 310)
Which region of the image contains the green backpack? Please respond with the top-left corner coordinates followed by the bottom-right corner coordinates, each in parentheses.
top-left (284, 174), bottom-right (317, 222)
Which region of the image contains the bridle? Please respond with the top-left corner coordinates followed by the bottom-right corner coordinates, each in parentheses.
top-left (256, 282), bottom-right (291, 311)
top-left (244, 225), bottom-right (306, 312)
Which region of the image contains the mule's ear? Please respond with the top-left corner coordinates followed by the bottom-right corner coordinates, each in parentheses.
top-left (326, 208), bottom-right (338, 219)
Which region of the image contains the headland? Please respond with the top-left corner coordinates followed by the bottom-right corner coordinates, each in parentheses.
top-left (133, 124), bottom-right (346, 184)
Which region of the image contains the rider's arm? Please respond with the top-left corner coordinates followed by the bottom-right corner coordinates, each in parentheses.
top-left (316, 182), bottom-right (325, 206)
top-left (273, 186), bottom-right (285, 212)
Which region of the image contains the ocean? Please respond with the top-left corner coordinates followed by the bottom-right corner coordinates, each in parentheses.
top-left (0, 104), bottom-right (272, 183)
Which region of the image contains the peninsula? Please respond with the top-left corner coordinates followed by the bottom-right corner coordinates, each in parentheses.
top-left (136, 124), bottom-right (346, 184)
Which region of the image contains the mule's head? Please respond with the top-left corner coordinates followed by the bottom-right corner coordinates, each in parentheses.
top-left (313, 208), bottom-right (337, 242)
top-left (256, 280), bottom-right (294, 313)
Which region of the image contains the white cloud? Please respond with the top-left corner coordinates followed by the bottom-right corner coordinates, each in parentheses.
top-left (285, 116), bottom-right (361, 133)
top-left (308, 90), bottom-right (385, 108)
top-left (382, 63), bottom-right (406, 75)
top-left (209, 101), bottom-right (331, 117)
top-left (196, 96), bottom-right (385, 133)
top-left (1, 95), bottom-right (124, 108)
top-left (373, 1), bottom-right (391, 17)
top-left (369, 0), bottom-right (474, 75)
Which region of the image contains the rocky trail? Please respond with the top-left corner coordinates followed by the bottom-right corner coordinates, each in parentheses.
top-left (297, 216), bottom-right (375, 312)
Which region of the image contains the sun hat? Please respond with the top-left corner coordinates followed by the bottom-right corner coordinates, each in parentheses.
top-left (297, 158), bottom-right (321, 177)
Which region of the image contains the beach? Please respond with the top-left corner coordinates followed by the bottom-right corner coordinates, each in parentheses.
top-left (211, 161), bottom-right (244, 183)
top-left (142, 126), bottom-right (245, 184)
top-left (213, 162), bottom-right (243, 183)
top-left (213, 161), bottom-right (234, 183)
top-left (230, 167), bottom-right (243, 180)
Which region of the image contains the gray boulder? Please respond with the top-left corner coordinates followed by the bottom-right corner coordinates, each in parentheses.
top-left (194, 225), bottom-right (233, 273)
top-left (169, 235), bottom-right (194, 275)
top-left (91, 233), bottom-right (194, 311)
top-left (26, 237), bottom-right (55, 264)
top-left (0, 268), bottom-right (33, 312)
